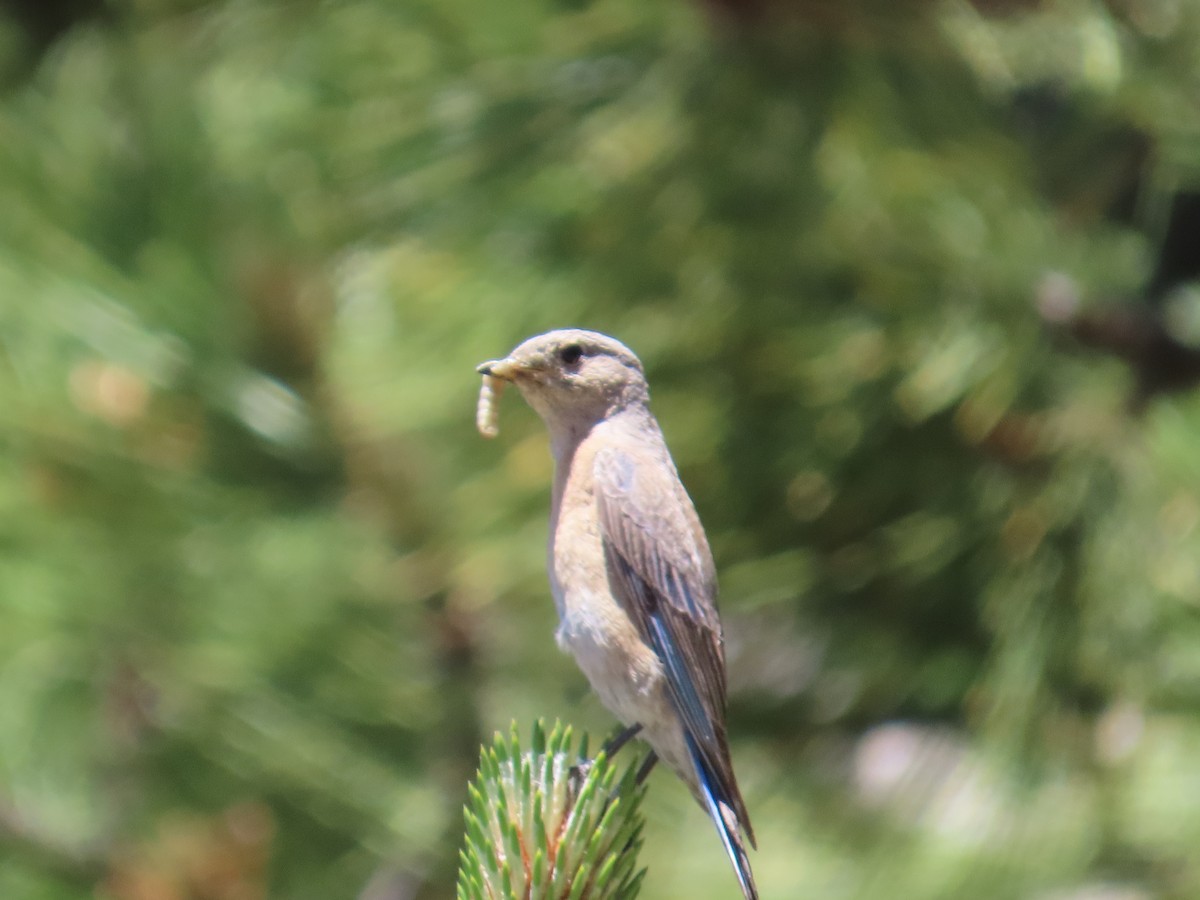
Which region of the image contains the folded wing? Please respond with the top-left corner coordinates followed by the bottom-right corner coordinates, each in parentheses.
top-left (593, 445), bottom-right (755, 848)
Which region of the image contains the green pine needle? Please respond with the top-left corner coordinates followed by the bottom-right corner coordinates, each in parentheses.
top-left (456, 720), bottom-right (647, 900)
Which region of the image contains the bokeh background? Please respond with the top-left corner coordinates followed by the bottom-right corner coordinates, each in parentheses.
top-left (2, 0), bottom-right (1200, 898)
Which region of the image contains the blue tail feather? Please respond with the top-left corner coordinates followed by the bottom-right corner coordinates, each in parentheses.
top-left (686, 734), bottom-right (758, 900)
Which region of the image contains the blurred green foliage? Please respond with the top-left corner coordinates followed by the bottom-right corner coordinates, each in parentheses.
top-left (1, 0), bottom-right (1199, 897)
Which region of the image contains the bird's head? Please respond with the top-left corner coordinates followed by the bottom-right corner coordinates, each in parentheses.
top-left (477, 329), bottom-right (649, 432)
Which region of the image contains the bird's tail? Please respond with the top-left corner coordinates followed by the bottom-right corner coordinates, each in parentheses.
top-left (686, 735), bottom-right (758, 900)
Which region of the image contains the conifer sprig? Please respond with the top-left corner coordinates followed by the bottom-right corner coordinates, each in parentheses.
top-left (457, 720), bottom-right (646, 900)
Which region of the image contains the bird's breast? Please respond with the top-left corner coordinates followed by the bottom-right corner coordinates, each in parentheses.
top-left (547, 437), bottom-right (665, 724)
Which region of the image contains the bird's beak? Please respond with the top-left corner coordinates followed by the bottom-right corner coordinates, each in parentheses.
top-left (477, 357), bottom-right (520, 380)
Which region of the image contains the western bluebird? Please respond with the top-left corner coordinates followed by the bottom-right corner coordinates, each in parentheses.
top-left (477, 329), bottom-right (758, 899)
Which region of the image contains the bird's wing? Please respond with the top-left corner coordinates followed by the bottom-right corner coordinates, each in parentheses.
top-left (593, 444), bottom-right (739, 798)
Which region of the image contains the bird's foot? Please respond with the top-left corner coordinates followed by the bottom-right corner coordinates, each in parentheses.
top-left (567, 758), bottom-right (593, 797)
top-left (567, 723), bottom-right (647, 800)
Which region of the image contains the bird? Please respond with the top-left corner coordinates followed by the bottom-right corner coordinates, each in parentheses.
top-left (476, 328), bottom-right (758, 899)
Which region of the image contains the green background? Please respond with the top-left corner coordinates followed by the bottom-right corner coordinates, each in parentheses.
top-left (2, 0), bottom-right (1199, 897)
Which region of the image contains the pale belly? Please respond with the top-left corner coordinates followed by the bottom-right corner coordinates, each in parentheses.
top-left (554, 588), bottom-right (666, 727)
top-left (552, 583), bottom-right (694, 783)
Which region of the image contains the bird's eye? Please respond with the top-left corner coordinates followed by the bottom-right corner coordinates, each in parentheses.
top-left (559, 344), bottom-right (584, 365)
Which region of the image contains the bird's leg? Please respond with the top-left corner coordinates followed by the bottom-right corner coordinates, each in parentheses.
top-left (601, 722), bottom-right (643, 759)
top-left (568, 723), bottom-right (645, 793)
top-left (635, 750), bottom-right (658, 785)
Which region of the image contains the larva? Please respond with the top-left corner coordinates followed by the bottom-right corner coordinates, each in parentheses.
top-left (476, 374), bottom-right (504, 438)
